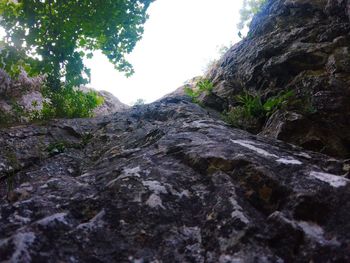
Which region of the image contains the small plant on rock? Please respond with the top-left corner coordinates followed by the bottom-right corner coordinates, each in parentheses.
top-left (46, 142), bottom-right (67, 156)
top-left (184, 78), bottom-right (214, 103)
top-left (133, 98), bottom-right (146, 106)
top-left (237, 0), bottom-right (268, 37)
top-left (224, 90), bottom-right (295, 132)
top-left (40, 87), bottom-right (104, 119)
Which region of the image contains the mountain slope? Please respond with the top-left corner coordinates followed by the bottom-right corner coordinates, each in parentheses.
top-left (0, 97), bottom-right (349, 262)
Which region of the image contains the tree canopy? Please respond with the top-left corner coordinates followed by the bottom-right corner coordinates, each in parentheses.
top-left (0, 0), bottom-right (153, 89)
top-left (237, 0), bottom-right (267, 33)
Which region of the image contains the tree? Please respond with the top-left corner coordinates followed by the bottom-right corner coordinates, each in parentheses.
top-left (237, 0), bottom-right (267, 33)
top-left (133, 98), bottom-right (146, 106)
top-left (0, 0), bottom-right (153, 90)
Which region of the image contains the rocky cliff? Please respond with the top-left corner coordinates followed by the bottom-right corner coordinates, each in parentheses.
top-left (1, 97), bottom-right (349, 262)
top-left (0, 0), bottom-right (350, 262)
top-left (206, 0), bottom-right (350, 158)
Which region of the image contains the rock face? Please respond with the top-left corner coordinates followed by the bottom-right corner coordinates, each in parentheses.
top-left (163, 76), bottom-right (202, 98)
top-left (0, 69), bottom-right (46, 123)
top-left (92, 90), bottom-right (129, 116)
top-left (205, 0), bottom-right (350, 158)
top-left (78, 86), bottom-right (129, 116)
top-left (0, 97), bottom-right (349, 262)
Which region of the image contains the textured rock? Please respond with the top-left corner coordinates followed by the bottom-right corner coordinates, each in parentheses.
top-left (92, 90), bottom-right (129, 116)
top-left (0, 70), bottom-right (46, 123)
top-left (0, 97), bottom-right (349, 262)
top-left (163, 76), bottom-right (202, 98)
top-left (79, 86), bottom-right (130, 116)
top-left (0, 69), bottom-right (12, 95)
top-left (165, 77), bottom-right (228, 112)
top-left (1, 0), bottom-right (350, 261)
top-left (205, 0), bottom-right (350, 158)
top-left (0, 69), bottom-right (44, 97)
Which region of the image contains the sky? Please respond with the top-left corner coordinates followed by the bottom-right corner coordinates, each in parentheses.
top-left (84, 0), bottom-right (243, 105)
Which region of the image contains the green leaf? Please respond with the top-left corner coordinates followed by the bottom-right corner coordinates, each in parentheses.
top-left (0, 0), bottom-right (153, 91)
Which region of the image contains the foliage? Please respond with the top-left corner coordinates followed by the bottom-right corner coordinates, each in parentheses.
top-left (223, 90), bottom-right (294, 132)
top-left (0, 100), bottom-right (27, 125)
top-left (203, 42), bottom-right (234, 75)
top-left (134, 98), bottom-right (146, 106)
top-left (2, 147), bottom-right (19, 193)
top-left (218, 43), bottom-right (233, 56)
top-left (0, 87), bottom-right (103, 125)
top-left (40, 87), bottom-right (104, 119)
top-left (0, 0), bottom-right (151, 119)
top-left (46, 137), bottom-right (91, 156)
top-left (0, 42), bottom-right (38, 78)
top-left (223, 106), bottom-right (260, 132)
top-left (81, 133), bottom-right (93, 147)
top-left (0, 66), bottom-right (103, 121)
top-left (237, 0), bottom-right (267, 34)
top-left (0, 108), bottom-right (11, 125)
top-left (0, 0), bottom-right (153, 89)
top-left (263, 90), bottom-right (295, 115)
top-left (234, 91), bottom-right (264, 118)
top-left (184, 79), bottom-right (214, 103)
top-left (46, 142), bottom-right (67, 156)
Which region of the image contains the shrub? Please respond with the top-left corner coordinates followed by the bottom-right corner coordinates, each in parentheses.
top-left (133, 98), bottom-right (146, 106)
top-left (224, 90), bottom-right (294, 132)
top-left (46, 142), bottom-right (67, 156)
top-left (203, 42), bottom-right (234, 75)
top-left (0, 0), bottom-right (152, 121)
top-left (234, 90), bottom-right (265, 118)
top-left (0, 108), bottom-right (12, 126)
top-left (40, 87), bottom-right (104, 119)
top-left (237, 0), bottom-right (267, 37)
top-left (46, 137), bottom-right (92, 156)
top-left (184, 79), bottom-right (214, 103)
top-left (223, 106), bottom-right (261, 132)
top-left (0, 68), bottom-right (103, 124)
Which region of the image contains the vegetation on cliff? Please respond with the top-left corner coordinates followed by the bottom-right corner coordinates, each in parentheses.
top-left (237, 0), bottom-right (267, 33)
top-left (0, 0), bottom-right (153, 118)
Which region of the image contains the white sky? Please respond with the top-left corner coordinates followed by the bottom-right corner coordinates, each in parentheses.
top-left (84, 0), bottom-right (243, 105)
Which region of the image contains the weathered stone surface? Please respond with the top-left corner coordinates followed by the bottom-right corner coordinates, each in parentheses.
top-left (0, 69), bottom-right (44, 97)
top-left (163, 76), bottom-right (201, 98)
top-left (0, 70), bottom-right (46, 123)
top-left (205, 0), bottom-right (350, 158)
top-left (0, 97), bottom-right (349, 262)
top-left (165, 77), bottom-right (228, 112)
top-left (1, 0), bottom-right (350, 261)
top-left (92, 90), bottom-right (129, 116)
